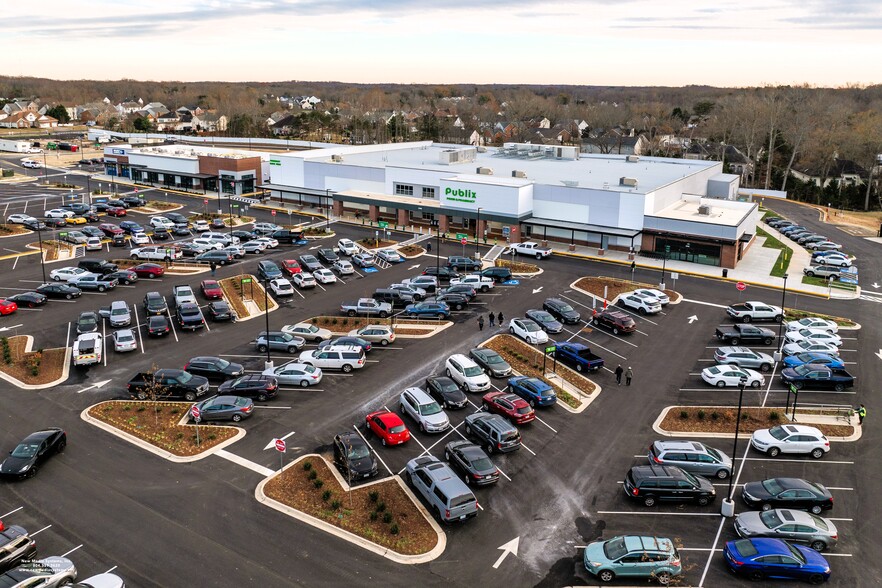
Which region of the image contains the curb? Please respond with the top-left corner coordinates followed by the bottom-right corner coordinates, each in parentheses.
top-left (651, 405), bottom-right (860, 442)
top-left (80, 401), bottom-right (246, 462)
top-left (254, 453), bottom-right (446, 564)
top-left (0, 337), bottom-right (70, 390)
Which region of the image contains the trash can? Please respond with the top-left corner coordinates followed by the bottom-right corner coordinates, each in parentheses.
top-left (722, 268), bottom-right (729, 278)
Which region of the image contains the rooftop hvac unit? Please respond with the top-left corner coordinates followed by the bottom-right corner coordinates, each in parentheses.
top-left (619, 177), bottom-right (638, 187)
top-left (626, 155), bottom-right (640, 162)
top-left (476, 167), bottom-right (493, 175)
top-left (331, 154), bottom-right (343, 163)
top-left (698, 204), bottom-right (711, 216)
top-left (512, 170), bottom-right (527, 178)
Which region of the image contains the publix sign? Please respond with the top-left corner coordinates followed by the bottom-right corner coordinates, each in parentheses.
top-left (444, 187), bottom-right (477, 204)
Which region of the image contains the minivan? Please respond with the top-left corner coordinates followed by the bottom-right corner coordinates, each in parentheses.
top-left (405, 455), bottom-right (478, 523)
top-left (298, 345), bottom-right (366, 373)
top-left (648, 440), bottom-right (732, 479)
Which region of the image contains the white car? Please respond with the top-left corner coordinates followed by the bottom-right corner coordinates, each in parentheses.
top-left (21, 159), bottom-right (42, 169)
top-left (45, 208), bottom-right (74, 219)
top-left (6, 213), bottom-right (35, 224)
top-left (253, 236), bottom-right (278, 249)
top-left (269, 277), bottom-right (294, 296)
top-left (750, 424), bottom-right (830, 459)
top-left (50, 266), bottom-right (90, 282)
top-left (786, 317), bottom-right (838, 334)
top-left (509, 317), bottom-right (549, 345)
top-left (313, 268), bottom-right (337, 284)
top-left (449, 274), bottom-right (495, 292)
top-left (150, 216), bottom-right (176, 229)
top-left (337, 238), bottom-right (359, 256)
top-left (782, 339), bottom-right (840, 356)
top-left (112, 328), bottom-right (138, 352)
top-left (807, 241), bottom-right (842, 251)
top-left (633, 288), bottom-right (670, 305)
top-left (333, 259), bottom-right (354, 275)
top-left (376, 249), bottom-right (402, 263)
top-left (293, 272), bottom-right (316, 289)
top-left (191, 238), bottom-right (223, 250)
top-left (130, 232), bottom-right (150, 245)
top-left (701, 365), bottom-right (765, 388)
top-left (445, 353), bottom-right (491, 392)
top-left (193, 220), bottom-right (210, 232)
top-left (281, 322), bottom-right (332, 342)
top-left (620, 291), bottom-right (662, 315)
top-left (784, 329), bottom-right (842, 347)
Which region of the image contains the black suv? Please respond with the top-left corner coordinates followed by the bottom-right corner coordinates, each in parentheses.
top-left (333, 431), bottom-right (378, 480)
top-left (624, 464), bottom-right (716, 507)
top-left (77, 258), bottom-right (118, 275)
top-left (218, 375), bottom-right (279, 401)
top-left (543, 298), bottom-right (581, 324)
top-left (447, 256), bottom-right (481, 271)
top-left (422, 266), bottom-right (460, 282)
top-left (176, 303), bottom-right (205, 330)
top-left (270, 229), bottom-right (303, 244)
top-left (481, 267), bottom-right (513, 283)
top-left (592, 309), bottom-right (636, 335)
top-left (143, 291), bottom-right (168, 315)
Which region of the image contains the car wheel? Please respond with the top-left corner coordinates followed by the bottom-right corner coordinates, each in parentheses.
top-left (656, 571), bottom-right (671, 585)
top-left (768, 447), bottom-right (780, 457)
top-left (751, 380), bottom-right (761, 389)
top-left (598, 570), bottom-right (615, 583)
top-left (299, 380), bottom-right (309, 388)
top-left (232, 414), bottom-right (242, 422)
top-left (643, 495), bottom-right (657, 507)
top-left (185, 392), bottom-right (196, 401)
top-left (742, 315), bottom-right (752, 323)
top-left (257, 345), bottom-right (268, 353)
top-left (342, 364), bottom-right (353, 373)
top-left (716, 381), bottom-right (726, 388)
top-left (697, 496), bottom-right (710, 506)
top-left (749, 571), bottom-right (765, 581)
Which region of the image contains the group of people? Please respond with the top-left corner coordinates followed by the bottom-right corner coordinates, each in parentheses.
top-left (477, 312), bottom-right (504, 331)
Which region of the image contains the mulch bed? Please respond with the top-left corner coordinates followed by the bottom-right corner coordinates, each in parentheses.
top-left (784, 307), bottom-right (857, 327)
top-left (311, 315), bottom-right (437, 336)
top-left (660, 406), bottom-right (854, 438)
top-left (0, 224), bottom-right (31, 236)
top-left (88, 401), bottom-right (237, 456)
top-left (483, 334), bottom-right (591, 409)
top-left (264, 456), bottom-right (438, 556)
top-left (575, 276), bottom-right (676, 302)
top-left (495, 258), bottom-right (539, 273)
top-left (0, 336), bottom-right (66, 385)
top-left (398, 245), bottom-right (425, 256)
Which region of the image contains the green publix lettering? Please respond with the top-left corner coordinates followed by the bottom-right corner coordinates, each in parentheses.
top-left (444, 187), bottom-right (476, 200)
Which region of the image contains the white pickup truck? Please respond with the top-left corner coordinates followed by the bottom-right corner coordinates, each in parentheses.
top-left (130, 246), bottom-right (182, 262)
top-left (73, 333), bottom-right (103, 366)
top-left (511, 241), bottom-right (552, 259)
top-left (449, 274), bottom-right (495, 293)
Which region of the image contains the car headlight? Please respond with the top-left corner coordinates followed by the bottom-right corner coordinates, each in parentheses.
top-left (18, 464), bottom-right (30, 473)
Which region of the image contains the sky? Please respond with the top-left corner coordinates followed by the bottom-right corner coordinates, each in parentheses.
top-left (3, 0), bottom-right (881, 87)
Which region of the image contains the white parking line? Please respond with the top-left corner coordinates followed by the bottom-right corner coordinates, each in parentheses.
top-left (352, 424), bottom-right (394, 477)
top-left (60, 544), bottom-right (83, 557)
top-left (30, 524), bottom-right (52, 536)
top-left (0, 507), bottom-right (23, 518)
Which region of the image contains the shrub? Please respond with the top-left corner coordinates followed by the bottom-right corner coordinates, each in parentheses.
top-left (369, 511), bottom-right (378, 521)
top-left (303, 461), bottom-right (313, 471)
top-left (330, 499), bottom-right (341, 510)
top-left (376, 501), bottom-right (386, 512)
top-left (308, 470), bottom-right (318, 480)
top-left (368, 490), bottom-right (379, 502)
top-left (313, 479), bottom-right (324, 489)
top-left (322, 489), bottom-right (332, 502)
top-left (697, 410), bottom-right (705, 420)
top-left (382, 512), bottom-right (393, 524)
top-left (390, 524), bottom-right (399, 535)
top-left (679, 410), bottom-right (689, 420)
top-left (769, 411), bottom-right (780, 421)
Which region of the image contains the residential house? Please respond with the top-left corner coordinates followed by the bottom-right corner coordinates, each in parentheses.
top-left (791, 158), bottom-right (868, 188)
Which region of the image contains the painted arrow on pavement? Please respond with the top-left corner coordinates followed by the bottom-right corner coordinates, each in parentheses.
top-left (532, 287), bottom-right (543, 294)
top-left (77, 379), bottom-right (112, 394)
top-left (688, 315), bottom-right (698, 324)
top-left (264, 431), bottom-right (296, 450)
top-left (492, 537), bottom-right (520, 569)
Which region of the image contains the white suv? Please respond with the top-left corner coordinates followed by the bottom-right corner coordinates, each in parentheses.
top-left (298, 345), bottom-right (365, 373)
top-left (399, 387), bottom-right (450, 433)
top-left (445, 354), bottom-right (491, 392)
top-left (750, 424), bottom-right (830, 459)
top-left (620, 291), bottom-right (662, 315)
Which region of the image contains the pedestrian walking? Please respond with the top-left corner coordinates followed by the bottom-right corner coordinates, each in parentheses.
top-left (856, 404), bottom-right (866, 425)
top-left (488, 313), bottom-right (495, 327)
top-left (209, 261), bottom-right (217, 277)
top-left (478, 316), bottom-right (485, 331)
top-left (497, 311), bottom-right (504, 325)
top-left (626, 366), bottom-right (633, 386)
top-left (615, 364), bottom-right (624, 385)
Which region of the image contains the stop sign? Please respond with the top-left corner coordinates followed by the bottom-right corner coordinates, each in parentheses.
top-left (275, 439), bottom-right (286, 452)
top-left (271, 209), bottom-right (276, 216)
top-left (736, 282), bottom-right (747, 291)
top-left (191, 406), bottom-right (201, 421)
top-left (460, 237), bottom-right (467, 245)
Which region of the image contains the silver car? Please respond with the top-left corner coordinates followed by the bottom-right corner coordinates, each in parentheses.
top-left (713, 346), bottom-right (775, 373)
top-left (734, 509), bottom-right (838, 551)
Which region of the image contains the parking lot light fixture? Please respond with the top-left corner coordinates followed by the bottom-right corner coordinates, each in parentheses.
top-left (774, 273), bottom-right (788, 362)
top-left (722, 376), bottom-right (748, 517)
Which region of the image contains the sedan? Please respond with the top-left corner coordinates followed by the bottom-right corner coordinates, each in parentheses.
top-left (525, 309), bottom-right (563, 333)
top-left (112, 329), bottom-right (138, 352)
top-left (508, 317), bottom-right (549, 344)
top-left (508, 375), bottom-right (557, 407)
top-left (0, 428), bottom-right (66, 479)
top-left (332, 260), bottom-right (354, 275)
top-left (200, 280), bottom-right (224, 299)
top-left (313, 268), bottom-right (337, 284)
top-left (352, 253), bottom-right (375, 268)
top-left (5, 292), bottom-right (47, 308)
top-left (147, 315), bottom-right (171, 337)
top-left (404, 301), bottom-right (450, 319)
top-left (783, 339), bottom-right (840, 356)
top-left (281, 259), bottom-right (302, 275)
top-left (445, 440), bottom-right (499, 486)
top-left (365, 410), bottom-right (410, 445)
top-left (131, 263), bottom-right (165, 278)
top-left (735, 509), bottom-right (839, 551)
top-left (190, 395), bottom-right (254, 423)
top-left (298, 255), bottom-right (323, 272)
top-left (425, 375), bottom-right (468, 409)
top-left (49, 266), bottom-right (89, 282)
top-left (742, 478), bottom-right (833, 514)
top-left (786, 317), bottom-right (838, 334)
top-left (481, 391), bottom-right (535, 424)
top-left (376, 249), bottom-right (401, 263)
top-left (183, 356), bottom-right (245, 381)
top-left (36, 283), bottom-right (82, 300)
top-left (0, 299), bottom-right (17, 316)
top-left (263, 363), bottom-right (323, 387)
top-left (723, 538), bottom-right (830, 584)
top-left (700, 365), bottom-right (765, 388)
top-left (782, 352), bottom-right (844, 369)
top-left (44, 209), bottom-right (74, 219)
top-left (784, 329), bottom-right (842, 347)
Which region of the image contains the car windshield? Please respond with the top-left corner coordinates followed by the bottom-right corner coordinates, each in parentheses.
top-left (348, 444), bottom-right (370, 460)
top-left (767, 426), bottom-right (788, 441)
top-left (177, 371), bottom-right (193, 384)
top-left (762, 478), bottom-right (785, 494)
top-left (464, 366), bottom-right (483, 377)
top-left (419, 401), bottom-right (442, 416)
top-left (759, 510), bottom-right (784, 529)
top-left (603, 536), bottom-right (629, 560)
top-left (11, 442), bottom-right (39, 458)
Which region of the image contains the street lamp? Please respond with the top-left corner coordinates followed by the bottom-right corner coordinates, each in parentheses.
top-left (721, 375), bottom-right (748, 517)
top-left (774, 273), bottom-right (788, 362)
top-left (475, 207), bottom-right (483, 258)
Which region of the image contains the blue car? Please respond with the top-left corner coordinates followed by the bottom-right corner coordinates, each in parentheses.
top-left (782, 352), bottom-right (844, 370)
top-left (507, 376), bottom-right (556, 407)
top-left (723, 538), bottom-right (830, 584)
top-left (404, 301), bottom-right (450, 319)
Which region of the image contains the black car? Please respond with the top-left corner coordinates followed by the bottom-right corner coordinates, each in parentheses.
top-left (427, 292), bottom-right (468, 310)
top-left (318, 336), bottom-right (372, 352)
top-left (43, 218), bottom-right (67, 228)
top-left (422, 266), bottom-right (460, 282)
top-left (624, 464), bottom-right (716, 507)
top-left (318, 248), bottom-right (338, 263)
top-left (469, 348), bottom-right (513, 378)
top-left (543, 298), bottom-right (581, 324)
top-left (76, 311), bottom-right (99, 334)
top-left (481, 267), bottom-right (513, 283)
top-left (5, 292), bottom-right (47, 308)
top-left (218, 375), bottom-right (278, 402)
top-left (525, 309), bottom-right (564, 333)
top-left (121, 196), bottom-right (146, 207)
top-left (183, 356), bottom-right (245, 381)
top-left (299, 255), bottom-right (323, 272)
top-left (741, 478), bottom-right (833, 514)
top-left (231, 230), bottom-right (257, 242)
top-left (175, 303), bottom-right (205, 330)
top-left (0, 428), bottom-right (66, 479)
top-left (444, 440), bottom-right (499, 486)
top-left (143, 291), bottom-right (168, 315)
top-left (35, 283), bottom-right (82, 300)
top-left (194, 251), bottom-right (234, 266)
top-left (333, 431), bottom-right (378, 480)
top-left (425, 375), bottom-right (468, 409)
top-left (147, 315), bottom-right (171, 337)
top-left (21, 219), bottom-right (46, 231)
top-left (207, 300), bottom-right (235, 321)
top-left (439, 284), bottom-right (477, 300)
top-left (152, 227), bottom-right (171, 240)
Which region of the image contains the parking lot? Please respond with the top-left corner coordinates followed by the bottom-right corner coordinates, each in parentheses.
top-left (0, 161), bottom-right (879, 587)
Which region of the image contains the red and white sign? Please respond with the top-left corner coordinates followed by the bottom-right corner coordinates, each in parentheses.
top-left (191, 406), bottom-right (201, 421)
top-left (736, 282), bottom-right (747, 291)
top-left (460, 237), bottom-right (467, 245)
top-left (274, 439), bottom-right (286, 452)
top-left (271, 209), bottom-right (276, 216)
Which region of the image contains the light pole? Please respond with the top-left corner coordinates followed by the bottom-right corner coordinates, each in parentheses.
top-left (774, 273), bottom-right (788, 362)
top-left (475, 207), bottom-right (482, 258)
top-left (721, 375), bottom-right (748, 517)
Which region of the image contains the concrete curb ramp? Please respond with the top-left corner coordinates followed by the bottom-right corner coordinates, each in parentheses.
top-left (255, 453), bottom-right (447, 565)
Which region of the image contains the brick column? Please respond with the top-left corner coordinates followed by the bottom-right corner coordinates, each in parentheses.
top-left (397, 208), bottom-right (409, 227)
top-left (369, 205), bottom-right (379, 222)
top-left (438, 214), bottom-right (450, 235)
top-left (332, 200), bottom-right (343, 216)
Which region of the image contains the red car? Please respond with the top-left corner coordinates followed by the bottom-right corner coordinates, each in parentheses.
top-left (482, 391), bottom-right (535, 424)
top-left (365, 410), bottom-right (410, 446)
top-left (201, 279), bottom-right (223, 299)
top-left (281, 259), bottom-right (302, 276)
top-left (105, 206), bottom-right (127, 217)
top-left (132, 263), bottom-right (165, 278)
top-left (98, 223), bottom-right (124, 237)
top-left (0, 299), bottom-right (18, 316)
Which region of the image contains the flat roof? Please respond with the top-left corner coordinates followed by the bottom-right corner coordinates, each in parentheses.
top-left (648, 198), bottom-right (752, 227)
